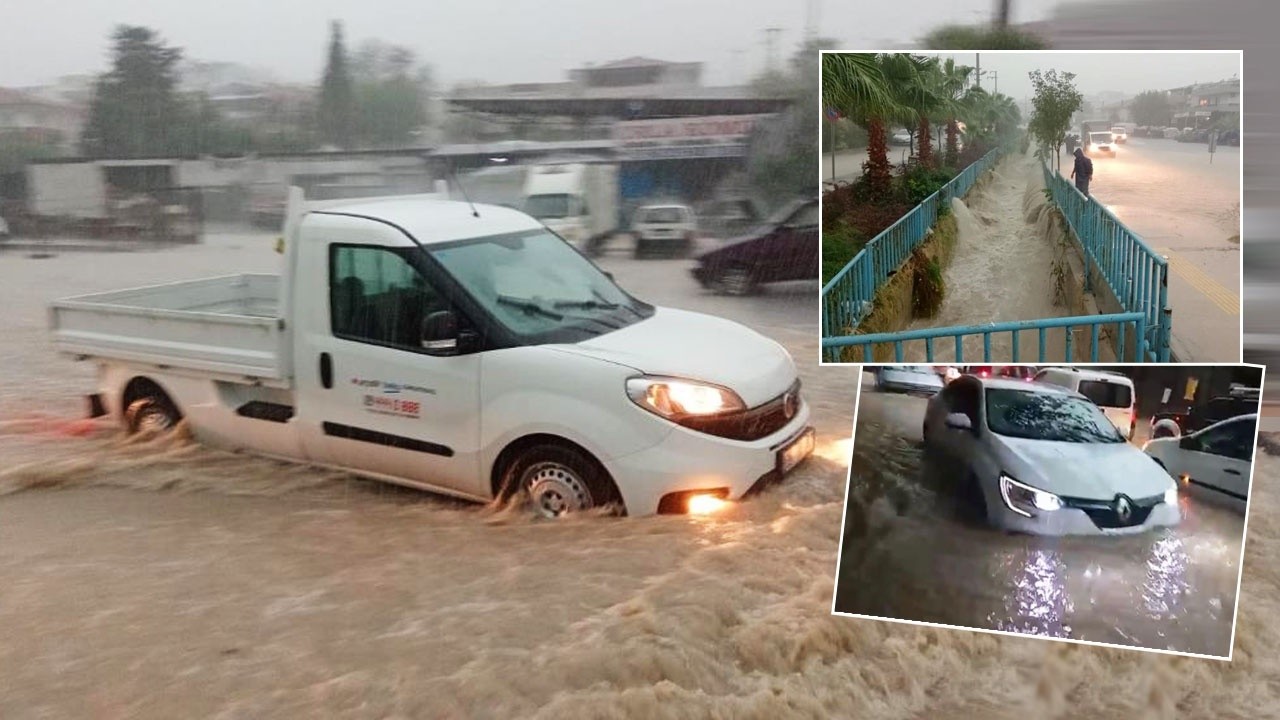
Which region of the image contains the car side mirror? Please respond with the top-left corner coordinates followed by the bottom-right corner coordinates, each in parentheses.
top-left (421, 310), bottom-right (460, 353)
top-left (945, 413), bottom-right (973, 431)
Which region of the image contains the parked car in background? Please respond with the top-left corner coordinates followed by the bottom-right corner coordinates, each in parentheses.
top-left (1111, 126), bottom-right (1128, 144)
top-left (1219, 129), bottom-right (1240, 146)
top-left (890, 130), bottom-right (912, 146)
top-left (875, 366), bottom-right (944, 396)
top-left (957, 366), bottom-right (1037, 381)
top-left (691, 198), bottom-right (818, 295)
top-left (922, 375), bottom-right (1180, 535)
top-left (1163, 127), bottom-right (1181, 139)
top-left (631, 204), bottom-right (697, 258)
top-left (1144, 414), bottom-right (1258, 509)
top-left (1150, 384), bottom-right (1260, 438)
top-left (1033, 367), bottom-right (1137, 440)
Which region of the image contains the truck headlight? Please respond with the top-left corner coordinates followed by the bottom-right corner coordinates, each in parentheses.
top-left (999, 473), bottom-right (1061, 517)
top-left (626, 376), bottom-right (747, 420)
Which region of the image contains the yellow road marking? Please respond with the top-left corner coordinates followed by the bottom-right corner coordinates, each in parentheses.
top-left (1158, 248), bottom-right (1240, 316)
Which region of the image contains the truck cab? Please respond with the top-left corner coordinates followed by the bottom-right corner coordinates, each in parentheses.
top-left (50, 190), bottom-right (813, 518)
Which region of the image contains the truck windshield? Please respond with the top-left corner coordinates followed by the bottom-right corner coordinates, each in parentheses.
top-left (1090, 133), bottom-right (1112, 144)
top-left (429, 229), bottom-right (654, 342)
top-left (524, 194), bottom-right (574, 220)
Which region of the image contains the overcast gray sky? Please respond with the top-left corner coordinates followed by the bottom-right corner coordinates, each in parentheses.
top-left (925, 51), bottom-right (1241, 101)
top-left (0, 0), bottom-right (1080, 88)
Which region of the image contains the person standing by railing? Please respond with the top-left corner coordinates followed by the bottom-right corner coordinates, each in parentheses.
top-left (1070, 147), bottom-right (1094, 197)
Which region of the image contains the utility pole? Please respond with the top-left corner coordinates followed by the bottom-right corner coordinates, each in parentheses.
top-left (976, 53), bottom-right (981, 89)
top-left (988, 70), bottom-right (999, 94)
top-left (804, 0), bottom-right (821, 41)
top-left (763, 27), bottom-right (783, 75)
top-left (996, 0), bottom-right (1012, 26)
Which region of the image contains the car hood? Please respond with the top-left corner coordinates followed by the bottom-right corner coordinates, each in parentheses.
top-left (696, 224), bottom-right (774, 259)
top-left (1000, 436), bottom-right (1172, 500)
top-left (549, 307), bottom-right (796, 407)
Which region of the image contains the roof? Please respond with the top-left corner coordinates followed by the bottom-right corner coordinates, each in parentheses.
top-left (1039, 367), bottom-right (1134, 383)
top-left (309, 198), bottom-right (541, 246)
top-left (972, 376), bottom-right (1077, 394)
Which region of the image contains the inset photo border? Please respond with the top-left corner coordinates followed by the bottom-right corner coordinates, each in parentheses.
top-left (832, 363), bottom-right (1263, 660)
top-left (819, 51), bottom-right (1243, 367)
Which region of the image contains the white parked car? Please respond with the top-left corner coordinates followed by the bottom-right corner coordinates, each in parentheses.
top-left (632, 204), bottom-right (697, 258)
top-left (875, 365), bottom-right (943, 395)
top-left (1144, 414), bottom-right (1258, 508)
top-left (922, 376), bottom-right (1180, 535)
top-left (1033, 367), bottom-right (1137, 440)
top-left (49, 189), bottom-right (815, 518)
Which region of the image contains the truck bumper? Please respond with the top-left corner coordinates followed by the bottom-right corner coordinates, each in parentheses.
top-left (601, 400), bottom-right (813, 516)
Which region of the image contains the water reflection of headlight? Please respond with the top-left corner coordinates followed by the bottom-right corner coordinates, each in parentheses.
top-left (1143, 535), bottom-right (1190, 619)
top-left (992, 548), bottom-right (1071, 638)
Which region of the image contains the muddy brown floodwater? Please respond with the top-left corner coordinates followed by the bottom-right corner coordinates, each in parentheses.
top-left (837, 374), bottom-right (1245, 657)
top-left (3, 233), bottom-right (1280, 718)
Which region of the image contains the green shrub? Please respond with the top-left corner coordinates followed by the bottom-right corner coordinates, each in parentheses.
top-left (921, 25), bottom-right (1047, 50)
top-left (901, 165), bottom-right (954, 206)
top-left (822, 220), bottom-right (867, 285)
top-left (911, 250), bottom-right (945, 318)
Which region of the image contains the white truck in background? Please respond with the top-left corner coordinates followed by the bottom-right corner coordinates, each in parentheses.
top-left (521, 162), bottom-right (619, 255)
top-left (47, 187), bottom-right (813, 518)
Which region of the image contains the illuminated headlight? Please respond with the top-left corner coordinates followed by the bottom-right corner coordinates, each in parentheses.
top-left (999, 473), bottom-right (1061, 517)
top-left (1164, 486), bottom-right (1178, 505)
top-left (626, 376), bottom-right (747, 421)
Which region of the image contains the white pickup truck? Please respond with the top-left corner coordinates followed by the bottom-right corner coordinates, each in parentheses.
top-left (49, 189), bottom-right (814, 517)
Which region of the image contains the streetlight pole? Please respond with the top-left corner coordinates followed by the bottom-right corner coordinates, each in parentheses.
top-left (996, 0), bottom-right (1011, 26)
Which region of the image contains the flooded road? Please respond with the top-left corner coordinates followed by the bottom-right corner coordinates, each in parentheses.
top-left (1055, 138), bottom-right (1241, 362)
top-left (906, 152), bottom-right (1067, 362)
top-left (0, 229), bottom-right (864, 718)
top-left (836, 373), bottom-right (1245, 657)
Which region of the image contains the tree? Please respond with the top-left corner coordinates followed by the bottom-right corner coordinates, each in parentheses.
top-left (350, 40), bottom-right (429, 147)
top-left (938, 58), bottom-right (974, 167)
top-left (822, 53), bottom-right (913, 199)
top-left (317, 20), bottom-right (356, 148)
top-left (1027, 69), bottom-right (1083, 171)
top-left (80, 26), bottom-right (186, 157)
top-left (1130, 90), bottom-right (1173, 128)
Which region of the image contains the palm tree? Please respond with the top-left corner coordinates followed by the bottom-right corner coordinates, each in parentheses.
top-left (938, 58), bottom-right (974, 167)
top-left (822, 53), bottom-right (906, 199)
top-left (877, 54), bottom-right (942, 169)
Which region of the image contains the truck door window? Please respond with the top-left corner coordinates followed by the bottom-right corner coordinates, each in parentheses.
top-left (330, 245), bottom-right (449, 350)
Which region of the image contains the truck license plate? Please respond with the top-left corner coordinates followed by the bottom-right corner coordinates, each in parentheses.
top-left (777, 427), bottom-right (815, 474)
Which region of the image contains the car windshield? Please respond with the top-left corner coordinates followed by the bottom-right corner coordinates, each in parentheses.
top-left (1077, 379), bottom-right (1132, 409)
top-left (523, 194), bottom-right (573, 220)
top-left (1090, 132), bottom-right (1112, 143)
top-left (429, 229), bottom-right (653, 343)
top-left (985, 388), bottom-right (1126, 443)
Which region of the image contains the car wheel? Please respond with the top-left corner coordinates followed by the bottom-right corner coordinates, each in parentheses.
top-left (715, 265), bottom-right (757, 296)
top-left (504, 444), bottom-right (621, 518)
top-left (125, 396), bottom-right (181, 435)
top-left (960, 472), bottom-right (989, 523)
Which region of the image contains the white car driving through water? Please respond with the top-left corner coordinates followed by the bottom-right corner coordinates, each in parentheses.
top-left (1144, 414), bottom-right (1258, 510)
top-left (49, 189), bottom-right (815, 518)
top-left (922, 376), bottom-right (1180, 535)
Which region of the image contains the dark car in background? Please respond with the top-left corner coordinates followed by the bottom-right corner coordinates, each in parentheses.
top-left (691, 198), bottom-right (818, 295)
top-left (1151, 384), bottom-right (1260, 436)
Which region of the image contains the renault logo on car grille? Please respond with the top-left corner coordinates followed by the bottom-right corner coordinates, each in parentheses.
top-left (783, 391), bottom-right (798, 419)
top-left (1114, 495), bottom-right (1132, 522)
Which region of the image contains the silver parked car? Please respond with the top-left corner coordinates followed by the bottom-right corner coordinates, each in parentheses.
top-left (875, 365), bottom-right (943, 395)
top-left (922, 375), bottom-right (1180, 535)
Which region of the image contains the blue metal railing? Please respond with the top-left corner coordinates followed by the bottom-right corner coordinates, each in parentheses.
top-left (821, 148), bottom-right (1001, 339)
top-left (1040, 161), bottom-right (1171, 362)
top-left (821, 312), bottom-right (1148, 363)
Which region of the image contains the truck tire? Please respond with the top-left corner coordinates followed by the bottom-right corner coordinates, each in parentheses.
top-left (125, 396), bottom-right (181, 435)
top-left (503, 444), bottom-right (621, 518)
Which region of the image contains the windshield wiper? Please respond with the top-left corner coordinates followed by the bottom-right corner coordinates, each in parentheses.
top-left (497, 294), bottom-right (564, 320)
top-left (552, 298), bottom-right (619, 310)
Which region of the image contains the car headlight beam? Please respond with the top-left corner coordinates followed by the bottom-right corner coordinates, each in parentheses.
top-left (999, 473), bottom-right (1062, 517)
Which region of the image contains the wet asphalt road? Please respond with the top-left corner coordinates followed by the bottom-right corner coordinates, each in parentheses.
top-left (835, 372), bottom-right (1247, 656)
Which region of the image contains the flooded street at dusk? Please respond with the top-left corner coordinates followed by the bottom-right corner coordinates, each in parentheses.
top-left (836, 372), bottom-right (1246, 657)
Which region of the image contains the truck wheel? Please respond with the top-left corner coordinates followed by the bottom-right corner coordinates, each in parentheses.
top-left (715, 265), bottom-right (756, 296)
top-left (506, 444), bottom-right (621, 518)
top-left (125, 396), bottom-right (181, 435)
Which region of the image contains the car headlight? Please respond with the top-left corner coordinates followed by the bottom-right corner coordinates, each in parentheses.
top-left (626, 376), bottom-right (747, 420)
top-left (999, 473), bottom-right (1061, 517)
top-left (1164, 486), bottom-right (1178, 505)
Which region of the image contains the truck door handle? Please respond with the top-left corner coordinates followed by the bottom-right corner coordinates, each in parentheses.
top-left (1224, 468), bottom-right (1242, 476)
top-left (319, 353), bottom-right (333, 389)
